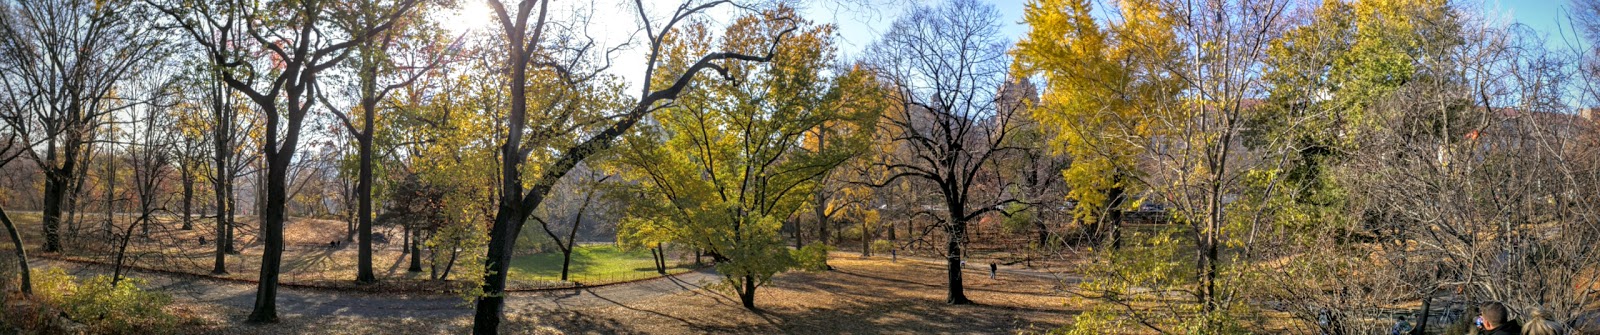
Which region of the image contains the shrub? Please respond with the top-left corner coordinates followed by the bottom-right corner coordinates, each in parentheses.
top-left (870, 240), bottom-right (894, 254)
top-left (791, 243), bottom-right (832, 271)
top-left (12, 268), bottom-right (177, 334)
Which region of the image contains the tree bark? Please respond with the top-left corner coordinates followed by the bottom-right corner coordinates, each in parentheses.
top-left (945, 216), bottom-right (971, 305)
top-left (355, 109), bottom-right (375, 284)
top-left (408, 227), bottom-right (423, 272)
top-left (474, 206), bottom-right (527, 334)
top-left (1, 208), bottom-right (31, 294)
top-left (248, 131), bottom-right (292, 324)
top-left (1107, 185), bottom-right (1125, 250)
top-left (861, 218), bottom-right (871, 257)
top-left (41, 168), bottom-right (69, 252)
top-left (227, 186), bottom-right (237, 254)
top-left (815, 190), bottom-right (829, 246)
top-left (656, 244), bottom-right (667, 274)
top-left (739, 274), bottom-right (757, 310)
top-left (440, 247), bottom-right (458, 280)
top-left (182, 168), bottom-right (194, 230)
top-left (212, 138), bottom-right (230, 274)
top-left (1414, 293), bottom-right (1432, 335)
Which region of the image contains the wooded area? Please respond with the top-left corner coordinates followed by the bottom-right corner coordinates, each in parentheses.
top-left (2, 0), bottom-right (1599, 334)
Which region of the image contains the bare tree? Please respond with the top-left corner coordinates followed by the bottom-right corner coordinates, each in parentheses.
top-left (534, 163), bottom-right (611, 282)
top-left (316, 0), bottom-right (452, 285)
top-left (0, 0), bottom-right (163, 253)
top-left (862, 0), bottom-right (1020, 305)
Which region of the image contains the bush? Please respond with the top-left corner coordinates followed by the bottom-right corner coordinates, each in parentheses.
top-left (11, 268), bottom-right (177, 334)
top-left (870, 239), bottom-right (894, 254)
top-left (791, 243), bottom-right (832, 271)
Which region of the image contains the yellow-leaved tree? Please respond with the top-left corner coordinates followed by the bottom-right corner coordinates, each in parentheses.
top-left (1015, 0), bottom-right (1182, 250)
top-left (612, 6), bottom-right (882, 310)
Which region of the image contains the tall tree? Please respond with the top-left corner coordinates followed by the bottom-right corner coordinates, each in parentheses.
top-left (1014, 0), bottom-right (1169, 250)
top-left (470, 0), bottom-right (793, 331)
top-left (534, 164), bottom-right (611, 282)
top-left (614, 9), bottom-right (878, 310)
top-left (0, 0), bottom-right (163, 253)
top-left (318, 0), bottom-right (451, 285)
top-left (1018, 0), bottom-right (1298, 331)
top-left (153, 0), bottom-right (424, 323)
top-left (863, 0), bottom-right (1021, 305)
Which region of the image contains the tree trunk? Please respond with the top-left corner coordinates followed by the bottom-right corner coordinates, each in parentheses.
top-left (247, 159), bottom-right (287, 323)
top-left (560, 246), bottom-right (574, 281)
top-left (1200, 188), bottom-right (1221, 315)
top-left (355, 126), bottom-right (375, 284)
top-left (66, 161), bottom-right (88, 241)
top-left (473, 199), bottom-right (528, 334)
top-left (1414, 293), bottom-right (1432, 335)
top-left (656, 244), bottom-right (667, 274)
top-left (227, 186), bottom-right (237, 254)
top-left (40, 170), bottom-right (68, 252)
top-left (861, 218), bottom-right (871, 257)
top-left (1035, 220), bottom-right (1049, 247)
top-left (212, 159), bottom-right (230, 274)
top-left (792, 219), bottom-right (802, 249)
top-left (739, 274), bottom-right (757, 310)
top-left (247, 99), bottom-right (301, 323)
top-left (105, 155), bottom-right (115, 236)
top-left (1106, 185), bottom-right (1125, 250)
top-left (945, 216), bottom-right (971, 305)
top-left (182, 169), bottom-right (194, 230)
top-left (112, 213), bottom-right (145, 286)
top-left (815, 190), bottom-right (828, 246)
top-left (1, 208), bottom-right (31, 294)
top-left (441, 247), bottom-right (458, 281)
top-left (408, 228), bottom-right (423, 272)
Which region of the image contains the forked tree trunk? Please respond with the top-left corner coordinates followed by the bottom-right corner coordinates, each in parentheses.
top-left (738, 275), bottom-right (757, 310)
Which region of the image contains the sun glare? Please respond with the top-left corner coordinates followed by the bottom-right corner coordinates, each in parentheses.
top-left (440, 1), bottom-right (495, 34)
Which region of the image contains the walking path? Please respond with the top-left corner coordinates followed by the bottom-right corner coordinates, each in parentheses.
top-left (35, 258), bottom-right (723, 319)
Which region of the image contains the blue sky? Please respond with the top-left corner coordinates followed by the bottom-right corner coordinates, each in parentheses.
top-left (440, 1), bottom-right (1597, 94)
top-left (1487, 0), bottom-right (1590, 51)
top-left (805, 0), bottom-right (1593, 60)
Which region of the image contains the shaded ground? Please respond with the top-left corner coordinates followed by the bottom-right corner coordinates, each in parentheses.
top-left (34, 253), bottom-right (1081, 334)
top-left (8, 212), bottom-right (683, 290)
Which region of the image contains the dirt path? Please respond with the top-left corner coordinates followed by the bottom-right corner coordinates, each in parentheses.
top-left (36, 258), bottom-right (723, 319)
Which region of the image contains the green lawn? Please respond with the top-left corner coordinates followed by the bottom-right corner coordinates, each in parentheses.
top-left (506, 244), bottom-right (688, 284)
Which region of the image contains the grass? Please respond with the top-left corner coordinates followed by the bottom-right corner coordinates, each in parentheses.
top-left (506, 244), bottom-right (689, 284)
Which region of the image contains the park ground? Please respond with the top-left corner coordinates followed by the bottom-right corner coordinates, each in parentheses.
top-left (5, 213), bottom-right (1089, 333)
top-left (33, 254), bottom-right (1082, 334)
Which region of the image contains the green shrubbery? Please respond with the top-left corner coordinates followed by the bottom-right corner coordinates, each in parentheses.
top-left (870, 239), bottom-right (894, 254)
top-left (3, 268), bottom-right (177, 334)
top-left (791, 243), bottom-right (832, 271)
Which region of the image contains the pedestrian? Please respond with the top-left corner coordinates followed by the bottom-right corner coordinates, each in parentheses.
top-left (890, 249), bottom-right (896, 263)
top-left (1522, 308), bottom-right (1566, 335)
top-left (988, 262), bottom-right (997, 279)
top-left (1390, 315), bottom-right (1413, 335)
top-left (1477, 301), bottom-right (1522, 335)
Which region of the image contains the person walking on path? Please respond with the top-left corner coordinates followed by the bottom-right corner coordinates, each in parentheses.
top-left (988, 262), bottom-right (997, 279)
